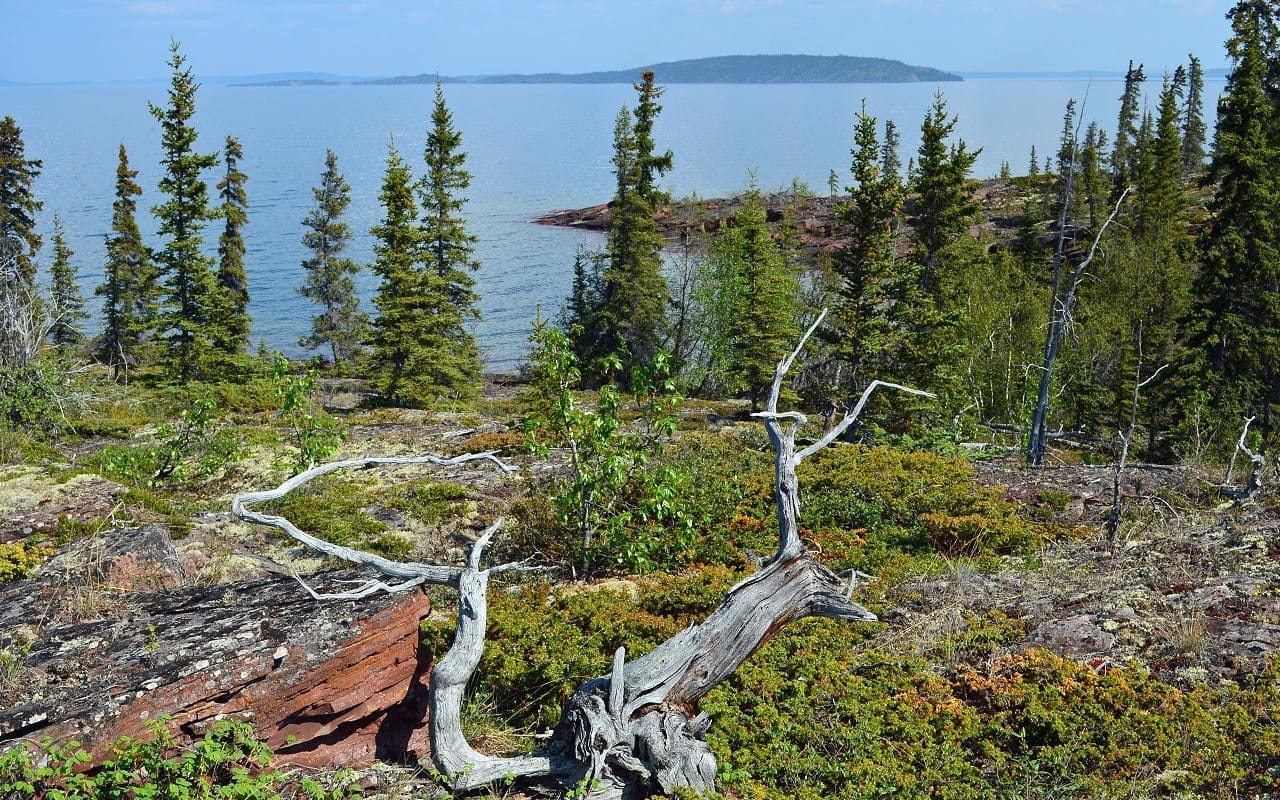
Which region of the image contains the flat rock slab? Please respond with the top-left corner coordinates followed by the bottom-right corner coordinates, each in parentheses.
top-left (0, 527), bottom-right (433, 768)
top-left (0, 472), bottom-right (126, 543)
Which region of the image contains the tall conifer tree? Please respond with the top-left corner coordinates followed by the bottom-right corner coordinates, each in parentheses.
top-left (48, 215), bottom-right (86, 347)
top-left (829, 103), bottom-right (911, 389)
top-left (910, 90), bottom-right (979, 297)
top-left (1117, 77), bottom-right (1191, 444)
top-left (149, 39), bottom-right (220, 380)
top-left (369, 141), bottom-right (473, 405)
top-left (1187, 1), bottom-right (1280, 440)
top-left (707, 186), bottom-right (799, 408)
top-left (299, 149), bottom-right (366, 368)
top-left (1113, 61), bottom-right (1147, 188)
top-left (0, 117), bottom-right (43, 283)
top-left (630, 71), bottom-right (674, 205)
top-left (97, 143), bottom-right (153, 379)
top-left (880, 118), bottom-right (902, 179)
top-left (596, 72), bottom-right (673, 377)
top-left (1079, 122), bottom-right (1111, 230)
top-left (417, 81), bottom-right (482, 394)
top-left (1183, 55), bottom-right (1208, 177)
top-left (215, 134), bottom-right (250, 353)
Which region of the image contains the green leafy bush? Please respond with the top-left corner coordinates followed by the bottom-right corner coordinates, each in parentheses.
top-left (523, 318), bottom-right (693, 575)
top-left (273, 354), bottom-right (345, 473)
top-left (87, 397), bottom-right (239, 489)
top-left (0, 718), bottom-right (361, 800)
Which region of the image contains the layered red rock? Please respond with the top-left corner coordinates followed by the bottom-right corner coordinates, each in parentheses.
top-left (0, 526), bottom-right (434, 768)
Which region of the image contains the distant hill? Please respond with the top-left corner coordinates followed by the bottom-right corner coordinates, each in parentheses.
top-left (220, 71), bottom-right (373, 86)
top-left (356, 55), bottom-right (961, 86)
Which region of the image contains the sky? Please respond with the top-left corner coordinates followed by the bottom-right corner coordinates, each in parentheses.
top-left (1, 0), bottom-right (1240, 84)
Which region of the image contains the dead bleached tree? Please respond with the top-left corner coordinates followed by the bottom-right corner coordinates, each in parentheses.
top-left (232, 310), bottom-right (930, 798)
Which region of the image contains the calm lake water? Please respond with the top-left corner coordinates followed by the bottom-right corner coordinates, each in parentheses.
top-left (1, 78), bottom-right (1222, 369)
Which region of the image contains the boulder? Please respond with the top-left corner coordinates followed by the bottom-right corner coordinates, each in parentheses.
top-left (0, 526), bottom-right (434, 768)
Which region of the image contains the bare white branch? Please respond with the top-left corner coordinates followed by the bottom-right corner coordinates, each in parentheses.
top-left (231, 451), bottom-right (519, 592)
top-left (797, 380), bottom-right (936, 462)
top-left (767, 308), bottom-right (828, 413)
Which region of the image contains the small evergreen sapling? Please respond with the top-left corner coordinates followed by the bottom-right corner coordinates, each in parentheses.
top-left (298, 149), bottom-right (367, 369)
top-left (48, 215), bottom-right (87, 348)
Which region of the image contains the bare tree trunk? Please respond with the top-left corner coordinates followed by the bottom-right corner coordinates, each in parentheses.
top-left (231, 311), bottom-right (930, 798)
top-left (1027, 187), bottom-right (1130, 466)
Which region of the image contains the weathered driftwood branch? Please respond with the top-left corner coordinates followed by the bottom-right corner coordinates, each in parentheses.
top-left (234, 318), bottom-right (928, 798)
top-left (232, 452), bottom-right (552, 790)
top-left (537, 308), bottom-right (930, 798)
top-left (231, 452), bottom-right (517, 597)
top-left (429, 525), bottom-right (555, 790)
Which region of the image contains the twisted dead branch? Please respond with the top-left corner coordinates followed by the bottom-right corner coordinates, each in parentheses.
top-left (232, 312), bottom-right (929, 797)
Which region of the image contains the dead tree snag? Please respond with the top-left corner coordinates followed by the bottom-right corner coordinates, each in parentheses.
top-left (232, 311), bottom-right (929, 798)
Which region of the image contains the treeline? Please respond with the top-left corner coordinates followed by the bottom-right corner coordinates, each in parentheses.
top-left (0, 39), bottom-right (482, 423)
top-left (557, 2), bottom-right (1280, 465)
top-left (4, 1), bottom-right (1280, 466)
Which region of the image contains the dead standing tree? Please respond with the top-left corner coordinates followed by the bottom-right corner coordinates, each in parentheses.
top-left (1026, 186), bottom-right (1130, 466)
top-left (232, 310), bottom-right (930, 798)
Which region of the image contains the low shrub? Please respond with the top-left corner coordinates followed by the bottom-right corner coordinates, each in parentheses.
top-left (0, 717), bottom-right (361, 800)
top-left (0, 541), bottom-right (51, 583)
top-left (261, 476), bottom-right (404, 559)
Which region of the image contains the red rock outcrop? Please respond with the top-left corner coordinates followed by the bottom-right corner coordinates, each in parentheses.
top-left (0, 526), bottom-right (434, 768)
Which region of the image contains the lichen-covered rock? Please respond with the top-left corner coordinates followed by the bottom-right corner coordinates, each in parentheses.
top-left (0, 527), bottom-right (433, 768)
top-left (0, 470), bottom-right (126, 543)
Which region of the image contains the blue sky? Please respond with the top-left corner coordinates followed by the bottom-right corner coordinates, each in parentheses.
top-left (2, 0), bottom-right (1237, 83)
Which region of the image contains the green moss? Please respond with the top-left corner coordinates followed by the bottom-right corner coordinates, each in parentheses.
top-left (387, 479), bottom-right (470, 526)
top-left (262, 476), bottom-right (392, 555)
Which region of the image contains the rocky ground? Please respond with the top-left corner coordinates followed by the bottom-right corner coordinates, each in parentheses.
top-left (2, 389), bottom-right (1276, 795)
top-left (895, 456), bottom-right (1280, 688)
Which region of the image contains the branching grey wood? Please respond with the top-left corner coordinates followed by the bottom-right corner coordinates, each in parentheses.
top-left (233, 316), bottom-right (926, 798)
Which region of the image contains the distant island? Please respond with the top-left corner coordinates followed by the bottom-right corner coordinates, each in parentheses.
top-left (236, 55), bottom-right (962, 87)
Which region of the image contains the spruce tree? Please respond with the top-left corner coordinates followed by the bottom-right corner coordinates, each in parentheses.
top-left (1079, 123), bottom-right (1111, 231)
top-left (1120, 77), bottom-right (1190, 445)
top-left (214, 134), bottom-right (250, 353)
top-left (48, 215), bottom-right (86, 347)
top-left (910, 90), bottom-right (979, 297)
top-left (881, 118), bottom-right (902, 179)
top-left (707, 186), bottom-right (799, 408)
top-left (1028, 145), bottom-right (1040, 177)
top-left (97, 143), bottom-right (153, 379)
top-left (417, 81), bottom-right (482, 393)
top-left (906, 91), bottom-right (981, 405)
top-left (828, 103), bottom-right (911, 389)
top-left (630, 71), bottom-right (674, 205)
top-left (369, 142), bottom-right (470, 405)
top-left (299, 149), bottom-right (367, 368)
top-left (1183, 54), bottom-right (1208, 177)
top-left (1186, 1), bottom-right (1280, 439)
top-left (596, 75), bottom-right (672, 377)
top-left (149, 39), bottom-right (220, 380)
top-left (0, 117), bottom-right (43, 284)
top-left (1112, 61), bottom-right (1147, 189)
top-left (1056, 99), bottom-right (1078, 175)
